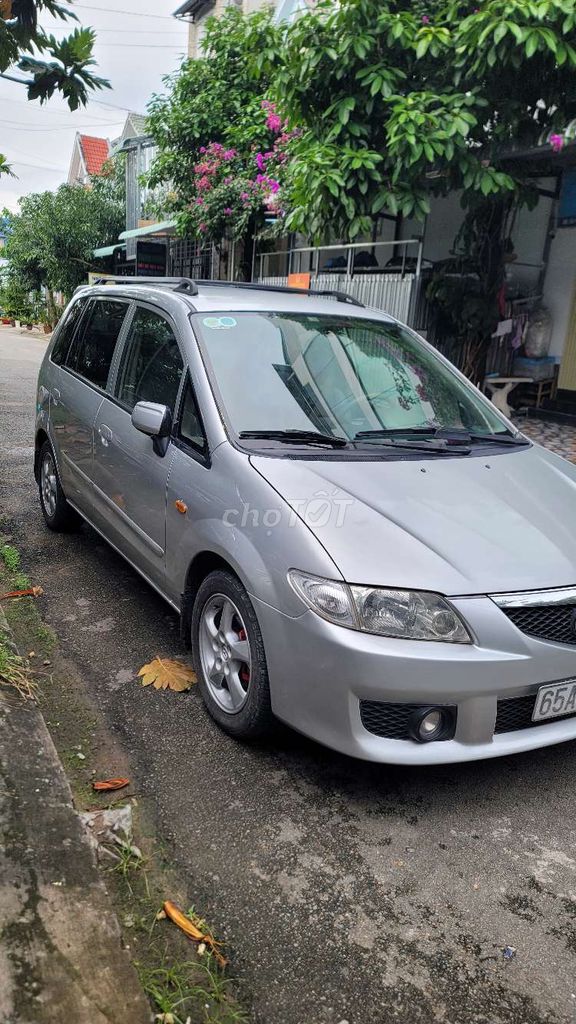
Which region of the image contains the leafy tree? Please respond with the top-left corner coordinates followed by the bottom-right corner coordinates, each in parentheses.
top-left (254, 0), bottom-right (576, 378)
top-left (0, 0), bottom-right (108, 174)
top-left (3, 177), bottom-right (124, 315)
top-left (146, 6), bottom-right (284, 265)
top-left (262, 0), bottom-right (576, 236)
top-left (0, 273), bottom-right (36, 322)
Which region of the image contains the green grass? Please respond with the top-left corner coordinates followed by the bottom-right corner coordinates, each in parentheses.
top-left (1, 545), bottom-right (31, 592)
top-left (0, 635), bottom-right (36, 699)
top-left (111, 841), bottom-right (145, 895)
top-left (1, 544), bottom-right (20, 572)
top-left (138, 955), bottom-right (249, 1024)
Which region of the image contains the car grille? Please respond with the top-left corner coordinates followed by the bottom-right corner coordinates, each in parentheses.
top-left (359, 700), bottom-right (456, 740)
top-left (501, 604), bottom-right (576, 646)
top-left (495, 693), bottom-right (576, 733)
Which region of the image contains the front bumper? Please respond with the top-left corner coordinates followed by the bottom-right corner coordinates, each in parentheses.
top-left (252, 593), bottom-right (576, 764)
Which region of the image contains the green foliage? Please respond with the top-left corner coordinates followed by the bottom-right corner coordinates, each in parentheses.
top-left (0, 274), bottom-right (37, 323)
top-left (3, 175), bottom-right (124, 299)
top-left (1, 545), bottom-right (21, 572)
top-left (146, 6), bottom-right (276, 242)
top-left (0, 154), bottom-right (15, 178)
top-left (259, 0), bottom-right (576, 238)
top-left (0, 1), bottom-right (108, 106)
top-left (0, 1), bottom-right (108, 174)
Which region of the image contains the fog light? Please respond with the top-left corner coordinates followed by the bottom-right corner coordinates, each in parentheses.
top-left (408, 706), bottom-right (456, 743)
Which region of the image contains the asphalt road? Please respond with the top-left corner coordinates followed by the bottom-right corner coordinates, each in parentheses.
top-left (2, 326), bottom-right (576, 1024)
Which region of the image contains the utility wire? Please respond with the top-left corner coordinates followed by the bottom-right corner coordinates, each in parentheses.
top-left (70, 3), bottom-right (179, 20)
top-left (47, 26), bottom-right (186, 35)
top-left (0, 121), bottom-right (123, 132)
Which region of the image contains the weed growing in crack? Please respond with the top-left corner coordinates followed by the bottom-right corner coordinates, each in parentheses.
top-left (138, 956), bottom-right (249, 1024)
top-left (0, 639), bottom-right (37, 700)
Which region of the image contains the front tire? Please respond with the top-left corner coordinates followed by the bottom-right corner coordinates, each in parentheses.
top-left (38, 441), bottom-right (82, 532)
top-left (191, 569), bottom-right (273, 739)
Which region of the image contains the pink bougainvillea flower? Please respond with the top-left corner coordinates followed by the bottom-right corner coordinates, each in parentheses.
top-left (256, 152), bottom-right (267, 172)
top-left (195, 197), bottom-right (205, 206)
top-left (421, 14), bottom-right (430, 23)
top-left (223, 148), bottom-right (237, 160)
top-left (224, 207), bottom-right (233, 215)
top-left (268, 179), bottom-right (280, 193)
top-left (198, 222), bottom-right (207, 232)
top-left (550, 133), bottom-right (565, 153)
top-left (266, 113), bottom-right (282, 133)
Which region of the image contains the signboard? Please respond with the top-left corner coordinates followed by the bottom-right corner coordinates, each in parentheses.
top-left (287, 272), bottom-right (311, 289)
top-left (136, 241), bottom-right (167, 276)
top-left (559, 170), bottom-right (576, 228)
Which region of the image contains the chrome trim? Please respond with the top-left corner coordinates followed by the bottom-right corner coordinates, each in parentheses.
top-left (490, 586), bottom-right (576, 609)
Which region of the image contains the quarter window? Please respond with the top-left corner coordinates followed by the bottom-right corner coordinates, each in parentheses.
top-left (178, 376), bottom-right (206, 453)
top-left (66, 299), bottom-right (129, 389)
top-left (50, 297), bottom-right (90, 366)
top-left (116, 307), bottom-right (184, 413)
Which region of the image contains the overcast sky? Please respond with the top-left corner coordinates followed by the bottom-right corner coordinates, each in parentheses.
top-left (0, 0), bottom-right (189, 212)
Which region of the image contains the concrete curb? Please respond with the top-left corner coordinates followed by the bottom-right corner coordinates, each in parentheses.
top-left (0, 606), bottom-right (152, 1024)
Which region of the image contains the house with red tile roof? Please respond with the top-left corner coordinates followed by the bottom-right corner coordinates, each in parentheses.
top-left (68, 133), bottom-right (111, 186)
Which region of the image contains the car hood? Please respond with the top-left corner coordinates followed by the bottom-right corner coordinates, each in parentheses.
top-left (250, 445), bottom-right (576, 596)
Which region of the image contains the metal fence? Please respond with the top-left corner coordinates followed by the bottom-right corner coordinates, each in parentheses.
top-left (259, 273), bottom-right (417, 324)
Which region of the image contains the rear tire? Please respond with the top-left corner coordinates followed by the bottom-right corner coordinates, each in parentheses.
top-left (38, 441), bottom-right (82, 532)
top-left (191, 569), bottom-right (274, 739)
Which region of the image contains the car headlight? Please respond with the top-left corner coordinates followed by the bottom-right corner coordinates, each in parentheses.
top-left (288, 571), bottom-right (472, 643)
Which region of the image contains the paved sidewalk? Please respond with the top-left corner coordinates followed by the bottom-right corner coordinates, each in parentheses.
top-left (0, 609), bottom-right (151, 1024)
top-left (515, 415), bottom-right (576, 463)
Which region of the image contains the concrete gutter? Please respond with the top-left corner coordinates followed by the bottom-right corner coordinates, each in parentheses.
top-left (0, 605), bottom-right (151, 1024)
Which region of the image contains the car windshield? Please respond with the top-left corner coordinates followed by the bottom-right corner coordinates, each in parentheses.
top-left (194, 311), bottom-right (509, 442)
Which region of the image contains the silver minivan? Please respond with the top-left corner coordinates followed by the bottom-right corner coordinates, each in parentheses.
top-left (35, 278), bottom-right (576, 764)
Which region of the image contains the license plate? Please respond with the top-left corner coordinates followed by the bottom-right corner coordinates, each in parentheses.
top-left (532, 679), bottom-right (576, 722)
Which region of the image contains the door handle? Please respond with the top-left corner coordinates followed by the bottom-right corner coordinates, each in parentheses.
top-left (52, 388), bottom-right (61, 405)
top-left (98, 424), bottom-right (113, 446)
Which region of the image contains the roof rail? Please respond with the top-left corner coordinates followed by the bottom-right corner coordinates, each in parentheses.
top-left (193, 280), bottom-right (365, 308)
top-left (89, 276), bottom-right (199, 296)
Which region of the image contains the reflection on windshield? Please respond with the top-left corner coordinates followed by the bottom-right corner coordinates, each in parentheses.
top-left (195, 312), bottom-right (506, 441)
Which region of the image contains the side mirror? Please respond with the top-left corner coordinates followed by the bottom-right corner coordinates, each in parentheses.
top-left (131, 401), bottom-right (172, 456)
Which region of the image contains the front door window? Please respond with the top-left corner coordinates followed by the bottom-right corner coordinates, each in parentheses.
top-left (115, 307), bottom-right (184, 414)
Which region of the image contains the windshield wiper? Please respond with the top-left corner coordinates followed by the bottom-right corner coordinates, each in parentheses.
top-left (355, 427), bottom-right (441, 439)
top-left (464, 432), bottom-right (530, 447)
top-left (239, 429), bottom-right (348, 448)
top-left (355, 426), bottom-right (529, 448)
top-left (354, 429), bottom-right (471, 454)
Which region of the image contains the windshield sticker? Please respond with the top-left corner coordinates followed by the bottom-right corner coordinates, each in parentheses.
top-left (203, 316), bottom-right (237, 330)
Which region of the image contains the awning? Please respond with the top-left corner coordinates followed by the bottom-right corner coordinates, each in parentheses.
top-left (93, 243), bottom-right (126, 258)
top-left (119, 220), bottom-right (177, 241)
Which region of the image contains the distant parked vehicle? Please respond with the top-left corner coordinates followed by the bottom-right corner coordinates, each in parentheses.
top-left (35, 277), bottom-right (576, 764)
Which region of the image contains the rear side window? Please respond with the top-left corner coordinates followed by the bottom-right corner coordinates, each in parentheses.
top-left (66, 299), bottom-right (129, 389)
top-left (115, 306), bottom-right (184, 413)
top-left (50, 298), bottom-right (89, 366)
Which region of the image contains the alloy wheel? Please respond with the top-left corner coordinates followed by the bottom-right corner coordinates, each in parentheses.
top-left (199, 593), bottom-right (252, 713)
top-left (41, 452), bottom-right (58, 519)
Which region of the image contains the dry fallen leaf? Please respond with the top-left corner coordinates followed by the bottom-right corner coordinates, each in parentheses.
top-left (163, 900), bottom-right (227, 967)
top-left (138, 657), bottom-right (197, 693)
top-left (0, 586), bottom-right (43, 600)
top-left (92, 778), bottom-right (130, 793)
